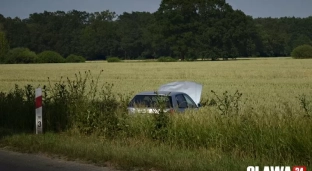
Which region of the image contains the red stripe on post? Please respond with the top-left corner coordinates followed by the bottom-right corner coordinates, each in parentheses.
top-left (36, 96), bottom-right (42, 108)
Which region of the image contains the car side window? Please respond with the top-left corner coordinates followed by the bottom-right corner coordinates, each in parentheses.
top-left (175, 94), bottom-right (187, 108)
top-left (183, 94), bottom-right (197, 108)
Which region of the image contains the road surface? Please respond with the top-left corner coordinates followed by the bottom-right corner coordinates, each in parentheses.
top-left (0, 148), bottom-right (118, 171)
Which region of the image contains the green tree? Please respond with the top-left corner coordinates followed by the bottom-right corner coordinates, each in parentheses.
top-left (80, 10), bottom-right (118, 60)
top-left (116, 12), bottom-right (155, 59)
top-left (1, 8), bottom-right (312, 60)
top-left (254, 16), bottom-right (312, 57)
top-left (155, 0), bottom-right (201, 60)
top-left (155, 0), bottom-right (259, 60)
top-left (291, 34), bottom-right (312, 49)
top-left (2, 17), bottom-right (30, 49)
top-left (26, 10), bottom-right (88, 57)
top-left (0, 31), bottom-right (10, 63)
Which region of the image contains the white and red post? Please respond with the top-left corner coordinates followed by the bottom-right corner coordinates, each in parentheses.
top-left (35, 88), bottom-right (43, 134)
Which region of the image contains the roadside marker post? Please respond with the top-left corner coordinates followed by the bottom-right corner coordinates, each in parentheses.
top-left (35, 88), bottom-right (43, 134)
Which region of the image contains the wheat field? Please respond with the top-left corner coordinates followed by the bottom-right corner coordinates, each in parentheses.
top-left (0, 57), bottom-right (311, 110)
top-left (1, 57), bottom-right (312, 170)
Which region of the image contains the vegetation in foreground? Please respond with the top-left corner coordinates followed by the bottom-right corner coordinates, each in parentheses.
top-left (1, 64), bottom-right (312, 170)
top-left (2, 132), bottom-right (308, 171)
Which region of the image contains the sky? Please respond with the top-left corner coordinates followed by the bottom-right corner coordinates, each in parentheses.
top-left (0, 0), bottom-right (311, 19)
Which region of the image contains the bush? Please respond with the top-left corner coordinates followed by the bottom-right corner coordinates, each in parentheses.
top-left (0, 85), bottom-right (35, 132)
top-left (37, 51), bottom-right (65, 63)
top-left (210, 90), bottom-right (243, 115)
top-left (157, 56), bottom-right (178, 62)
top-left (107, 57), bottom-right (122, 62)
top-left (5, 48), bottom-right (37, 64)
top-left (65, 54), bottom-right (86, 63)
top-left (0, 71), bottom-right (130, 135)
top-left (291, 44), bottom-right (312, 59)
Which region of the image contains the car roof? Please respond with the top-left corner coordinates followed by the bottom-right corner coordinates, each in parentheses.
top-left (135, 91), bottom-right (184, 96)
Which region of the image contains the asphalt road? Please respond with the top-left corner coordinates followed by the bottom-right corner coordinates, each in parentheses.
top-left (0, 149), bottom-right (117, 171)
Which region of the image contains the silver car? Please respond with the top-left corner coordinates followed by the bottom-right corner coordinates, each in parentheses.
top-left (127, 81), bottom-right (202, 114)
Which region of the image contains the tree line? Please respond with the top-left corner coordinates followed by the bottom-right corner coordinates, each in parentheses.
top-left (0, 0), bottom-right (312, 61)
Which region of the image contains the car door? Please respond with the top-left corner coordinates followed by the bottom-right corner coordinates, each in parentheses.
top-left (175, 94), bottom-right (188, 112)
top-left (183, 94), bottom-right (198, 108)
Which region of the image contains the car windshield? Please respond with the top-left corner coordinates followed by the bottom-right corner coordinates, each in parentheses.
top-left (129, 95), bottom-right (173, 108)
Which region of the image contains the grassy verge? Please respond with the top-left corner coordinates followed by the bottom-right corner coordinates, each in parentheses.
top-left (0, 132), bottom-right (293, 171)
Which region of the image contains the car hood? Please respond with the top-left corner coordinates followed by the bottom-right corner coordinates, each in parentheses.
top-left (158, 81), bottom-right (202, 105)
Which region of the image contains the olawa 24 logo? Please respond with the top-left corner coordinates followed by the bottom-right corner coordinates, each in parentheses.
top-left (247, 166), bottom-right (306, 171)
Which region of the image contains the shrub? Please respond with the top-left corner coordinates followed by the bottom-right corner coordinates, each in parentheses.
top-left (65, 54), bottom-right (86, 63)
top-left (0, 85), bottom-right (35, 132)
top-left (157, 56), bottom-right (178, 62)
top-left (42, 71), bottom-right (130, 135)
top-left (210, 90), bottom-right (243, 115)
top-left (37, 51), bottom-right (65, 63)
top-left (0, 71), bottom-right (130, 135)
top-left (107, 57), bottom-right (122, 62)
top-left (5, 48), bottom-right (37, 64)
top-left (291, 44), bottom-right (312, 59)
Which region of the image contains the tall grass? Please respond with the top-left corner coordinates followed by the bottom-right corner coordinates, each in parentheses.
top-left (1, 133), bottom-right (264, 171)
top-left (123, 107), bottom-right (312, 165)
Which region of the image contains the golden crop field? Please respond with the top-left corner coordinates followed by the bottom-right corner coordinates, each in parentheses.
top-left (0, 57), bottom-right (312, 110)
top-left (2, 58), bottom-right (312, 170)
